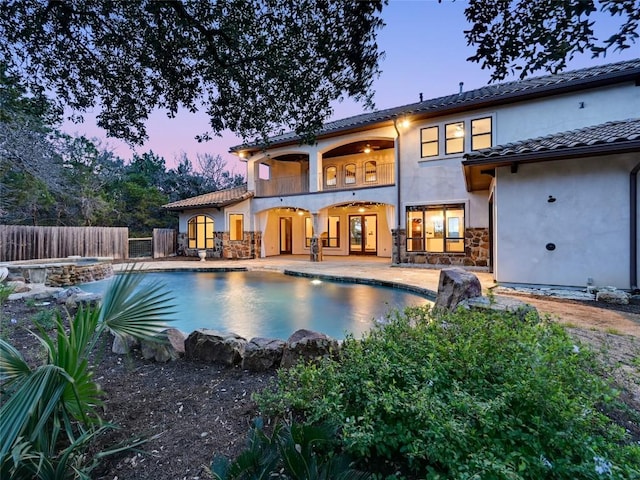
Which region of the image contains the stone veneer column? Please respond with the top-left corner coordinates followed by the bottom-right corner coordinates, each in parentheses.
top-left (391, 228), bottom-right (406, 264)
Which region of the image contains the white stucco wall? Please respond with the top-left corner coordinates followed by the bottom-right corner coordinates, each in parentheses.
top-left (495, 83), bottom-right (640, 145)
top-left (178, 208), bottom-right (225, 233)
top-left (494, 153), bottom-right (639, 288)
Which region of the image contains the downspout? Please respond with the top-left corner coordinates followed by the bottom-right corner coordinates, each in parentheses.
top-left (630, 162), bottom-right (640, 290)
top-left (393, 117), bottom-right (402, 264)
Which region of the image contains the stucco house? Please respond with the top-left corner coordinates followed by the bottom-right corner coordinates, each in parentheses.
top-left (163, 58), bottom-right (640, 289)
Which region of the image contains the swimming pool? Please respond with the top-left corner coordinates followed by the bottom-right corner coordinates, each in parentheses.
top-left (79, 270), bottom-right (431, 340)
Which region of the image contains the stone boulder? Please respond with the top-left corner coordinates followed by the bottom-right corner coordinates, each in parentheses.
top-left (112, 333), bottom-right (140, 354)
top-left (184, 329), bottom-right (247, 366)
top-left (55, 287), bottom-right (102, 309)
top-left (280, 329), bottom-right (339, 369)
top-left (458, 295), bottom-right (538, 321)
top-left (242, 337), bottom-right (286, 372)
top-left (7, 280), bottom-right (30, 294)
top-left (0, 266), bottom-right (8, 282)
top-left (596, 288), bottom-right (630, 305)
top-left (140, 328), bottom-right (186, 363)
top-left (434, 267), bottom-right (482, 311)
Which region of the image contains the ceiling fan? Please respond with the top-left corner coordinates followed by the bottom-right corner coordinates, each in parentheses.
top-left (361, 143), bottom-right (380, 154)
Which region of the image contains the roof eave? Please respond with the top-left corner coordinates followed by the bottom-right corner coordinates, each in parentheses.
top-left (462, 139), bottom-right (640, 192)
top-left (231, 68), bottom-right (640, 154)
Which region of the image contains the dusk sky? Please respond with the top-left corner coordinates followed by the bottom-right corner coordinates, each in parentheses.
top-left (61, 0), bottom-right (639, 173)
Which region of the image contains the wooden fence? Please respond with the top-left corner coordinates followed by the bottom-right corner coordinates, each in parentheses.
top-left (0, 226), bottom-right (178, 262)
top-left (152, 228), bottom-right (177, 259)
top-left (0, 225), bottom-right (130, 261)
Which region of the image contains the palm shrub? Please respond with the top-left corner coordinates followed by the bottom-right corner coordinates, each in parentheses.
top-left (211, 417), bottom-right (371, 480)
top-left (0, 268), bottom-right (176, 479)
top-left (256, 306), bottom-right (640, 479)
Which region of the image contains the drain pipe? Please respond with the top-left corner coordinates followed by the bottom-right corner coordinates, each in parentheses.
top-left (393, 117), bottom-right (402, 264)
top-left (631, 162), bottom-right (640, 290)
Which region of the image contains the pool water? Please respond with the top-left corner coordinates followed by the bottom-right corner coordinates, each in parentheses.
top-left (79, 270), bottom-right (431, 340)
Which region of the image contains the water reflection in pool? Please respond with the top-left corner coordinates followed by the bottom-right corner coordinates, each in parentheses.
top-left (80, 270), bottom-right (431, 340)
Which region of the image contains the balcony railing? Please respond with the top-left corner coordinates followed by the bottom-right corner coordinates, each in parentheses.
top-left (254, 163), bottom-right (395, 198)
top-left (256, 174), bottom-right (309, 197)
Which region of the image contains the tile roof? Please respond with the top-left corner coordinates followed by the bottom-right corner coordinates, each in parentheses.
top-left (464, 118), bottom-right (640, 162)
top-left (163, 184), bottom-right (253, 211)
top-left (231, 58), bottom-right (640, 152)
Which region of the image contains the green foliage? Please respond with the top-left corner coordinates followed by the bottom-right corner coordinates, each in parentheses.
top-left (0, 269), bottom-right (176, 478)
top-left (30, 308), bottom-right (58, 330)
top-left (0, 283), bottom-right (14, 304)
top-left (211, 418), bottom-right (370, 480)
top-left (464, 0), bottom-right (640, 81)
top-left (0, 1), bottom-right (385, 145)
top-left (257, 306), bottom-right (640, 479)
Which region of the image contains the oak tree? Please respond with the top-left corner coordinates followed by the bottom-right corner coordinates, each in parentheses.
top-left (464, 0), bottom-right (639, 81)
top-left (0, 0), bottom-right (385, 145)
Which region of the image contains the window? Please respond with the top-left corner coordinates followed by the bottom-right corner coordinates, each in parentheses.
top-left (445, 122), bottom-right (465, 154)
top-left (420, 126), bottom-right (439, 158)
top-left (406, 204), bottom-right (465, 253)
top-left (305, 217), bottom-right (314, 247)
top-left (323, 216), bottom-right (340, 247)
top-left (187, 215), bottom-right (215, 249)
top-left (364, 161), bottom-right (377, 182)
top-left (258, 163), bottom-right (270, 180)
top-left (229, 214), bottom-right (244, 241)
top-left (344, 163), bottom-right (356, 184)
top-left (471, 117), bottom-right (492, 150)
top-left (325, 166), bottom-right (337, 186)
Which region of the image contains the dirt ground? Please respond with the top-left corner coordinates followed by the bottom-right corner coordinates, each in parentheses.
top-left (1, 295), bottom-right (639, 480)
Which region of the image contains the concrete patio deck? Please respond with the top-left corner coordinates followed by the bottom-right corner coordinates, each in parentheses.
top-left (114, 256), bottom-right (496, 299)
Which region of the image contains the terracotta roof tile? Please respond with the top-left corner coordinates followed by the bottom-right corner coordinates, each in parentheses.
top-left (232, 58), bottom-right (640, 152)
top-left (465, 118), bottom-right (640, 161)
top-left (163, 184), bottom-right (253, 211)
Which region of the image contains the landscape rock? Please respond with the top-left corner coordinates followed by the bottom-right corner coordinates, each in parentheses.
top-left (184, 329), bottom-right (247, 366)
top-left (242, 337), bottom-right (286, 371)
top-left (596, 289), bottom-right (630, 305)
top-left (112, 333), bottom-right (140, 354)
top-left (140, 329), bottom-right (186, 362)
top-left (458, 295), bottom-right (538, 321)
top-left (434, 267), bottom-right (482, 311)
top-left (7, 280), bottom-right (30, 294)
top-left (280, 329), bottom-right (339, 369)
top-left (0, 267), bottom-right (8, 282)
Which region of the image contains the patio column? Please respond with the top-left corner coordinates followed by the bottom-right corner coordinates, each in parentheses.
top-left (308, 148), bottom-right (322, 193)
top-left (309, 212), bottom-right (323, 262)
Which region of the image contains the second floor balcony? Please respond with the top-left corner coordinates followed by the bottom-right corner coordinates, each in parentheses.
top-left (255, 161), bottom-right (395, 198)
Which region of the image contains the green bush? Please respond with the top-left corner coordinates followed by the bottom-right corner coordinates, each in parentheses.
top-left (0, 283), bottom-right (14, 305)
top-left (256, 306), bottom-right (640, 479)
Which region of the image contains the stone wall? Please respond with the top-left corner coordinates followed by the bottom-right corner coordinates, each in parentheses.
top-left (8, 261), bottom-right (114, 287)
top-left (178, 231), bottom-right (261, 260)
top-left (393, 227), bottom-right (490, 270)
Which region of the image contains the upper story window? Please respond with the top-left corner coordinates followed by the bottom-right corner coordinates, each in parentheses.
top-left (420, 115), bottom-right (494, 160)
top-left (344, 163), bottom-right (356, 184)
top-left (471, 117), bottom-right (492, 150)
top-left (325, 166), bottom-right (337, 186)
top-left (364, 161), bottom-right (377, 182)
top-left (420, 126), bottom-right (439, 158)
top-left (445, 122), bottom-right (465, 154)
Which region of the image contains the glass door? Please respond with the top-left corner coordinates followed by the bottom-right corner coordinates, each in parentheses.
top-left (280, 217), bottom-right (292, 254)
top-left (349, 215), bottom-right (377, 255)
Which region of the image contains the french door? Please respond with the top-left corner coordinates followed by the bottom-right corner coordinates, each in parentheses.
top-left (280, 217), bottom-right (292, 254)
top-left (349, 214), bottom-right (377, 255)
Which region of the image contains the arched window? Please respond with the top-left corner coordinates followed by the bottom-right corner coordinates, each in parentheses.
top-left (344, 163), bottom-right (356, 184)
top-left (325, 166), bottom-right (337, 186)
top-left (364, 161), bottom-right (377, 183)
top-left (187, 215), bottom-right (215, 249)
